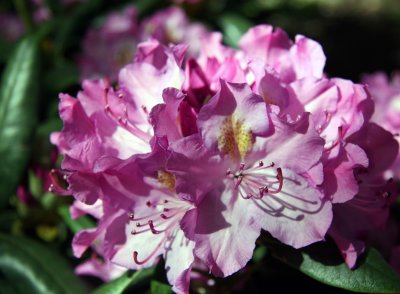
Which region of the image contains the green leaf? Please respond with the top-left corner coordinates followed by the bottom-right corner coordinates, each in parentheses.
top-left (93, 268), bottom-right (154, 294)
top-left (272, 241), bottom-right (400, 293)
top-left (218, 13), bottom-right (252, 48)
top-left (58, 205), bottom-right (95, 234)
top-left (0, 233), bottom-right (87, 294)
top-left (252, 245), bottom-right (267, 263)
top-left (0, 33), bottom-right (41, 208)
top-left (151, 280), bottom-right (173, 294)
top-left (44, 62), bottom-right (79, 92)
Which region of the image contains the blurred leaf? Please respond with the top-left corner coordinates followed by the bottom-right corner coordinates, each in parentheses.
top-left (272, 241), bottom-right (400, 293)
top-left (28, 170), bottom-right (43, 199)
top-left (36, 224), bottom-right (59, 242)
top-left (218, 13), bottom-right (252, 47)
top-left (44, 62), bottom-right (79, 92)
top-left (0, 33), bottom-right (41, 208)
top-left (58, 205), bottom-right (95, 234)
top-left (150, 259), bottom-right (172, 293)
top-left (151, 280), bottom-right (173, 294)
top-left (93, 268), bottom-right (154, 294)
top-left (0, 234), bottom-right (87, 294)
top-left (252, 246), bottom-right (267, 263)
top-left (0, 210), bottom-right (18, 233)
top-left (40, 192), bottom-right (57, 209)
top-left (0, 40), bottom-right (15, 62)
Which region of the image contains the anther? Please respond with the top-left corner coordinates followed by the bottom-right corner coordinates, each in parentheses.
top-left (146, 201), bottom-right (151, 207)
top-left (128, 213), bottom-right (134, 220)
top-left (148, 220), bottom-right (163, 234)
top-left (258, 161), bottom-right (264, 167)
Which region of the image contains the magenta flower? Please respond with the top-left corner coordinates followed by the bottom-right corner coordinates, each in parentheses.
top-left (239, 25), bottom-right (326, 83)
top-left (167, 80), bottom-right (332, 276)
top-left (52, 20), bottom-right (400, 292)
top-left (68, 141), bottom-right (196, 293)
top-left (329, 123), bottom-right (399, 267)
top-left (362, 72), bottom-right (400, 178)
top-left (140, 7), bottom-right (209, 56)
top-left (78, 6), bottom-right (209, 81)
top-left (0, 13), bottom-right (25, 42)
top-left (78, 6), bottom-right (139, 81)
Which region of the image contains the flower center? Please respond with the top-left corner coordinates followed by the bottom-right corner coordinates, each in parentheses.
top-left (218, 115), bottom-right (253, 160)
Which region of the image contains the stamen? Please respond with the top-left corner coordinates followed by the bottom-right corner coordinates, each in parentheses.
top-left (324, 126), bottom-right (343, 152)
top-left (48, 169), bottom-right (70, 195)
top-left (102, 84), bottom-right (152, 142)
top-left (132, 234), bottom-right (168, 265)
top-left (268, 168), bottom-right (283, 194)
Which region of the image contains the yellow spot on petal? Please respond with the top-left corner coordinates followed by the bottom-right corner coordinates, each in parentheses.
top-left (157, 170), bottom-right (176, 191)
top-left (218, 115), bottom-right (253, 160)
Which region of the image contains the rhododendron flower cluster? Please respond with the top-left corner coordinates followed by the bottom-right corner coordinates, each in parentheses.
top-left (51, 23), bottom-right (399, 293)
top-left (79, 6), bottom-right (208, 81)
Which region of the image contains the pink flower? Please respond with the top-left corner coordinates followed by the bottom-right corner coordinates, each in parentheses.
top-left (140, 7), bottom-right (209, 56)
top-left (167, 80), bottom-right (332, 277)
top-left (52, 21), bottom-right (400, 291)
top-left (239, 25), bottom-right (326, 83)
top-left (75, 253), bottom-right (127, 282)
top-left (0, 13), bottom-right (24, 42)
top-left (78, 6), bottom-right (210, 81)
top-left (362, 72), bottom-right (400, 178)
top-left (68, 140), bottom-right (196, 293)
top-left (78, 6), bottom-right (139, 81)
top-left (329, 123), bottom-right (399, 268)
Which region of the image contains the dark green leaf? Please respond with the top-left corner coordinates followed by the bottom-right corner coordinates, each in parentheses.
top-left (0, 33), bottom-right (41, 208)
top-left (151, 280), bottom-right (173, 294)
top-left (58, 205), bottom-right (95, 234)
top-left (273, 241), bottom-right (400, 293)
top-left (44, 62), bottom-right (79, 92)
top-left (218, 13), bottom-right (252, 48)
top-left (93, 268), bottom-right (154, 294)
top-left (0, 233), bottom-right (87, 294)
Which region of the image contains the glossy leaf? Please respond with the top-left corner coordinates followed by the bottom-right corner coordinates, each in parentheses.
top-left (272, 241), bottom-right (400, 293)
top-left (93, 268), bottom-right (154, 294)
top-left (151, 280), bottom-right (173, 294)
top-left (0, 234), bottom-right (87, 294)
top-left (0, 33), bottom-right (41, 208)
